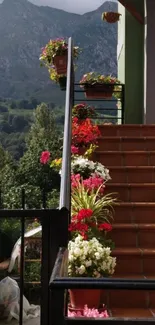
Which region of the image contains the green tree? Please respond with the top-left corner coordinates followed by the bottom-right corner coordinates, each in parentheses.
top-left (17, 103), bottom-right (62, 191)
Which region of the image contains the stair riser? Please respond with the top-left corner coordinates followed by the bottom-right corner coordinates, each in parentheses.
top-left (113, 253), bottom-right (155, 276)
top-left (101, 290), bottom-right (155, 309)
top-left (111, 229), bottom-right (155, 248)
top-left (109, 169), bottom-right (155, 183)
top-left (98, 125), bottom-right (155, 137)
top-left (97, 138), bottom-right (155, 151)
top-left (114, 205), bottom-right (155, 223)
top-left (106, 186), bottom-right (155, 202)
top-left (94, 152), bottom-right (155, 166)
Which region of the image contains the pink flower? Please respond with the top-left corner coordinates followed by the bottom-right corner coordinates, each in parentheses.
top-left (68, 305), bottom-right (109, 318)
top-left (71, 174), bottom-right (80, 187)
top-left (40, 151), bottom-right (50, 164)
top-left (83, 175), bottom-right (105, 194)
top-left (71, 145), bottom-right (79, 154)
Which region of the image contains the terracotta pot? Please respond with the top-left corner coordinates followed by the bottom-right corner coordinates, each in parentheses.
top-left (53, 55), bottom-right (67, 74)
top-left (69, 289), bottom-right (101, 309)
top-left (84, 84), bottom-right (114, 99)
top-left (102, 12), bottom-right (121, 23)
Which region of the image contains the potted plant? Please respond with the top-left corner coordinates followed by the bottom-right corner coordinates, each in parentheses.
top-left (102, 12), bottom-right (121, 23)
top-left (72, 117), bottom-right (101, 150)
top-left (68, 235), bottom-right (116, 310)
top-left (71, 156), bottom-right (111, 181)
top-left (40, 38), bottom-right (80, 74)
top-left (72, 103), bottom-right (97, 120)
top-left (80, 72), bottom-right (120, 99)
top-left (49, 68), bottom-right (67, 90)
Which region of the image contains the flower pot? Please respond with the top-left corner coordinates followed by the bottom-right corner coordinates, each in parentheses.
top-left (53, 55), bottom-right (67, 74)
top-left (58, 76), bottom-right (67, 91)
top-left (84, 84), bottom-right (114, 99)
top-left (102, 12), bottom-right (121, 23)
top-left (69, 289), bottom-right (101, 309)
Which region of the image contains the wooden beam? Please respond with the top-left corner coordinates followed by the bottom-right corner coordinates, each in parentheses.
top-left (118, 0), bottom-right (144, 24)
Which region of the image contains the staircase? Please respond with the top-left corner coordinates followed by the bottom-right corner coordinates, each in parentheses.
top-left (93, 125), bottom-right (155, 318)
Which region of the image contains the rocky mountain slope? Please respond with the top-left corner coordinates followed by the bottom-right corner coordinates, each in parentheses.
top-left (0, 0), bottom-right (117, 102)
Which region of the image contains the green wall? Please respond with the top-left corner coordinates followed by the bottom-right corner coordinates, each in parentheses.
top-left (118, 1), bottom-right (144, 124)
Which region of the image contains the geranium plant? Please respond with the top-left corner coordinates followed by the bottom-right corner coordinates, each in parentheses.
top-left (72, 117), bottom-right (101, 148)
top-left (68, 235), bottom-right (116, 277)
top-left (80, 72), bottom-right (120, 87)
top-left (40, 38), bottom-right (80, 67)
top-left (72, 103), bottom-right (97, 120)
top-left (71, 156), bottom-right (111, 181)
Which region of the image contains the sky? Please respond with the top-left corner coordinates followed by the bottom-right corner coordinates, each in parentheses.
top-left (0, 0), bottom-right (116, 14)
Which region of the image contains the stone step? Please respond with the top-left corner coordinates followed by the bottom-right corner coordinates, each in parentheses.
top-left (97, 136), bottom-right (155, 151)
top-left (114, 202), bottom-right (155, 224)
top-left (109, 166), bottom-right (155, 183)
top-left (112, 248), bottom-right (155, 276)
top-left (111, 223), bottom-right (155, 248)
top-left (98, 124), bottom-right (155, 136)
top-left (106, 183), bottom-right (155, 202)
top-left (94, 151), bottom-right (155, 166)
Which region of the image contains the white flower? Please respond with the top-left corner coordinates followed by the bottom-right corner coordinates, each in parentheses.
top-left (78, 265), bottom-right (86, 275)
top-left (68, 235), bottom-right (116, 277)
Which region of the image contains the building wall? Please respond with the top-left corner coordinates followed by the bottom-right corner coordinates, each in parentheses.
top-left (118, 1), bottom-right (144, 124)
top-left (144, 0), bottom-right (155, 123)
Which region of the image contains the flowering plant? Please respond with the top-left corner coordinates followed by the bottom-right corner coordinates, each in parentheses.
top-left (68, 305), bottom-right (109, 318)
top-left (40, 38), bottom-right (80, 67)
top-left (72, 117), bottom-right (101, 147)
top-left (71, 156), bottom-right (111, 181)
top-left (68, 235), bottom-right (116, 277)
top-left (69, 205), bottom-right (113, 248)
top-left (40, 151), bottom-right (51, 164)
top-left (50, 158), bottom-right (62, 171)
top-left (80, 72), bottom-right (120, 87)
top-left (72, 103), bottom-right (96, 120)
top-left (71, 179), bottom-right (117, 224)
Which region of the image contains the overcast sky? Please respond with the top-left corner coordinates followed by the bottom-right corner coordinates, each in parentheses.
top-left (0, 0), bottom-right (116, 13)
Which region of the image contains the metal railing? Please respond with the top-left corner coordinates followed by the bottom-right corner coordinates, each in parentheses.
top-left (50, 248), bottom-right (155, 325)
top-left (74, 83), bottom-right (125, 124)
top-left (59, 37), bottom-right (74, 210)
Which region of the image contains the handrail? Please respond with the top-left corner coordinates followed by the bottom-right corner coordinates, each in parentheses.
top-left (59, 37), bottom-right (74, 210)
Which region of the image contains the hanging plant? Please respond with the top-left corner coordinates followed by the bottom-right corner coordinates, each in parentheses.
top-left (48, 68), bottom-right (66, 91)
top-left (102, 12), bottom-right (121, 23)
top-left (40, 38), bottom-right (81, 75)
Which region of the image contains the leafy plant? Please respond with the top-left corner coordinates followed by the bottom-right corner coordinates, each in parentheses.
top-left (71, 179), bottom-right (118, 223)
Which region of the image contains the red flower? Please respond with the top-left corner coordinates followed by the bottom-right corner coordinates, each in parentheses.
top-left (40, 151), bottom-right (50, 164)
top-left (98, 223), bottom-right (112, 232)
top-left (77, 208), bottom-right (93, 220)
top-left (72, 118), bottom-right (101, 147)
top-left (71, 145), bottom-right (79, 154)
top-left (83, 175), bottom-right (105, 194)
top-left (68, 222), bottom-right (88, 239)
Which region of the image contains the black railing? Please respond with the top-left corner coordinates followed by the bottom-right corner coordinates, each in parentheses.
top-left (0, 188), bottom-right (68, 325)
top-left (50, 248), bottom-right (155, 325)
top-left (74, 83), bottom-right (125, 124)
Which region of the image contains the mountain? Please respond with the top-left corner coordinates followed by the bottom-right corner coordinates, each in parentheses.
top-left (0, 0), bottom-right (117, 103)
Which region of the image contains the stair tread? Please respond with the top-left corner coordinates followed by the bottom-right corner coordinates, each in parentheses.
top-left (109, 166), bottom-right (155, 169)
top-left (113, 223), bottom-right (155, 229)
top-left (116, 202), bottom-right (155, 206)
top-left (107, 183), bottom-right (155, 187)
top-left (99, 136), bottom-right (155, 139)
top-left (113, 248), bottom-right (155, 255)
top-left (98, 124), bottom-right (155, 127)
top-left (96, 150), bottom-right (155, 153)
